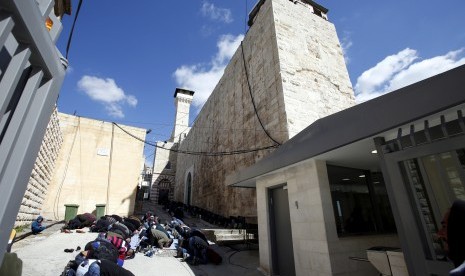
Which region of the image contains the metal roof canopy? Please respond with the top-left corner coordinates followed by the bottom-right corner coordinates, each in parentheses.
top-left (226, 65), bottom-right (465, 187)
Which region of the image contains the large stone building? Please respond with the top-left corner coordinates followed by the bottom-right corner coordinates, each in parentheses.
top-left (41, 113), bottom-right (147, 219)
top-left (227, 64), bottom-right (465, 276)
top-left (172, 0), bottom-right (355, 218)
top-left (150, 89), bottom-right (194, 208)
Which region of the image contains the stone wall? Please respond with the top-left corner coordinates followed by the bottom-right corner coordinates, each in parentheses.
top-left (150, 141), bottom-right (177, 204)
top-left (41, 113), bottom-right (146, 220)
top-left (273, 0), bottom-right (355, 137)
top-left (174, 0), bottom-right (355, 217)
top-left (15, 108), bottom-right (63, 227)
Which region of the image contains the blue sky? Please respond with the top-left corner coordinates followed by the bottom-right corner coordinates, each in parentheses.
top-left (55, 0), bottom-right (465, 162)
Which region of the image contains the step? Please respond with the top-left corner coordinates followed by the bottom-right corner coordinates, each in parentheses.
top-left (203, 228), bottom-right (247, 235)
top-left (202, 229), bottom-right (257, 243)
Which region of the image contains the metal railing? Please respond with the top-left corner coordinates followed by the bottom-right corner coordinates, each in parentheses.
top-left (0, 0), bottom-right (67, 264)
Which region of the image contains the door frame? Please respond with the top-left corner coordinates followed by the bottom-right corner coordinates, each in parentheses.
top-left (268, 183), bottom-right (296, 276)
top-left (375, 135), bottom-right (465, 275)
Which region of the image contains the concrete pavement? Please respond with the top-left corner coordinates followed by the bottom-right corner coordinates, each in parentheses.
top-left (10, 213), bottom-right (263, 276)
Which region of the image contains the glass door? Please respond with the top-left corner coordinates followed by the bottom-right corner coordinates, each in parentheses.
top-left (379, 135), bottom-right (465, 275)
top-left (401, 151), bottom-right (465, 263)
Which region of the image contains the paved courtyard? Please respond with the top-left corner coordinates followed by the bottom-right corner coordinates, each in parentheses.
top-left (10, 211), bottom-right (262, 276)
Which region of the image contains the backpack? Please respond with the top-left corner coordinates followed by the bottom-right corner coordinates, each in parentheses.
top-left (85, 239), bottom-right (119, 263)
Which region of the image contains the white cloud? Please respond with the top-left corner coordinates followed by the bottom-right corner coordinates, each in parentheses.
top-left (340, 31), bottom-right (353, 64)
top-left (173, 34), bottom-right (244, 109)
top-left (354, 48), bottom-right (465, 103)
top-left (201, 1), bottom-right (233, 23)
top-left (354, 48), bottom-right (418, 98)
top-left (77, 75), bottom-right (137, 118)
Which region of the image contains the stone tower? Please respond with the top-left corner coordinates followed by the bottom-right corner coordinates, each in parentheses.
top-left (170, 88), bottom-right (194, 143)
top-left (173, 0), bottom-right (355, 217)
top-left (147, 88), bottom-right (195, 208)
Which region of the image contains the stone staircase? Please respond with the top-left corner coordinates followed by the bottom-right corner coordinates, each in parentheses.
top-left (138, 201), bottom-right (160, 215)
top-left (202, 228), bottom-right (257, 244)
top-left (136, 202), bottom-right (259, 245)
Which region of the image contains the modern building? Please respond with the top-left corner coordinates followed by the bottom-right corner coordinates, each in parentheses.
top-left (227, 65), bottom-right (465, 275)
top-left (173, 0), bottom-right (355, 219)
top-left (41, 113), bottom-right (147, 219)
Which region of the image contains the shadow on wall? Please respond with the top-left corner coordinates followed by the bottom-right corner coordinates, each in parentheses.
top-left (111, 186), bottom-right (138, 216)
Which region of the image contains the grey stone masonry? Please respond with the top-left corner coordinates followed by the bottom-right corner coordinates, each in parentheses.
top-left (273, 0), bottom-right (355, 137)
top-left (174, 0), bottom-right (354, 218)
top-left (15, 108), bottom-right (63, 227)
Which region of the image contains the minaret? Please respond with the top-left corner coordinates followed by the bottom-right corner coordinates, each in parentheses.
top-left (170, 88), bottom-right (194, 143)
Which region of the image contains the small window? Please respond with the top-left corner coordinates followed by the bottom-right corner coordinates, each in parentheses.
top-left (327, 165), bottom-right (396, 236)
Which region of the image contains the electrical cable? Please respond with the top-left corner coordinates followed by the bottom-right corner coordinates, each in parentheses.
top-left (78, 118), bottom-right (82, 207)
top-left (53, 116), bottom-right (80, 220)
top-left (106, 123), bottom-right (115, 215)
top-left (93, 119), bottom-right (289, 134)
top-left (240, 41), bottom-right (282, 146)
top-left (112, 122), bottom-right (278, 156)
top-left (227, 247), bottom-right (257, 270)
top-left (65, 0), bottom-right (83, 59)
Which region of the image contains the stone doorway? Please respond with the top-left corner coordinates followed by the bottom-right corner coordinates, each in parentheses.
top-left (158, 179), bottom-right (171, 205)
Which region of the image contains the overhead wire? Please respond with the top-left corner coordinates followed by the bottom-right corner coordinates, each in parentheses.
top-left (53, 116), bottom-right (80, 220)
top-left (112, 122), bottom-right (278, 156)
top-left (78, 117), bottom-right (82, 207)
top-left (240, 41), bottom-right (282, 146)
top-left (107, 118), bottom-right (289, 134)
top-left (65, 0), bottom-right (83, 59)
top-left (106, 123), bottom-right (115, 215)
